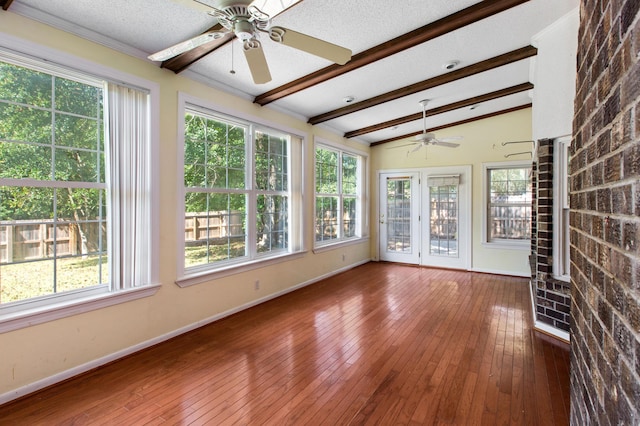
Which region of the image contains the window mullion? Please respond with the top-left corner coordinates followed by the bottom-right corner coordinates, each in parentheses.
top-left (247, 126), bottom-right (257, 258)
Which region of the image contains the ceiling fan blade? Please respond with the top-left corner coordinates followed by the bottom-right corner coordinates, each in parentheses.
top-left (269, 26), bottom-right (351, 65)
top-left (249, 0), bottom-right (302, 18)
top-left (432, 141), bottom-right (460, 148)
top-left (148, 30), bottom-right (227, 61)
top-left (243, 40), bottom-right (272, 84)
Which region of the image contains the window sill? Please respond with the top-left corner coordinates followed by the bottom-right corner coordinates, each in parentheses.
top-left (176, 250), bottom-right (308, 288)
top-left (313, 237), bottom-right (369, 254)
top-left (0, 284), bottom-right (161, 334)
top-left (551, 274), bottom-right (571, 283)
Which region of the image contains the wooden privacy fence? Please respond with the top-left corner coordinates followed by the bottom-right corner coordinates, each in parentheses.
top-left (184, 211), bottom-right (244, 246)
top-left (1, 211), bottom-right (244, 264)
top-left (0, 220), bottom-right (104, 264)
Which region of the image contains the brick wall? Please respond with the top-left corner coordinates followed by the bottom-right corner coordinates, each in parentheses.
top-left (532, 139), bottom-right (572, 333)
top-left (570, 1), bottom-right (640, 424)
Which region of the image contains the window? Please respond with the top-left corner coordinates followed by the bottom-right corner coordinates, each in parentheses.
top-left (179, 100), bottom-right (303, 283)
top-left (483, 161), bottom-right (532, 248)
top-left (428, 175), bottom-right (459, 257)
top-left (553, 136), bottom-right (570, 280)
top-left (0, 47), bottom-right (158, 331)
top-left (314, 143), bottom-right (366, 247)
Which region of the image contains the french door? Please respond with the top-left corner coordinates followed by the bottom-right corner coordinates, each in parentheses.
top-left (378, 166), bottom-right (471, 269)
top-left (378, 172), bottom-right (420, 264)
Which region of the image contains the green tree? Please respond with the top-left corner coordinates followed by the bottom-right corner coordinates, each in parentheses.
top-left (0, 61), bottom-right (104, 256)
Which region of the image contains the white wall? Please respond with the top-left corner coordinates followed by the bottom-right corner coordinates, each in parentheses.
top-left (531, 8), bottom-right (580, 141)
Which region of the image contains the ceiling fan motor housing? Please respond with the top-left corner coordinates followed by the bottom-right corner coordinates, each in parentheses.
top-left (234, 20), bottom-right (255, 41)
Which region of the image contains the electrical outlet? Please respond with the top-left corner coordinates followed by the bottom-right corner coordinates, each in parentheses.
top-left (254, 280), bottom-right (260, 291)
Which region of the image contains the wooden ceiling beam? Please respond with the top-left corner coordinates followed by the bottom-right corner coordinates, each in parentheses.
top-left (370, 104), bottom-right (532, 146)
top-left (344, 82), bottom-right (534, 139)
top-left (1, 0), bottom-right (14, 11)
top-left (161, 24), bottom-right (234, 73)
top-left (308, 45), bottom-right (537, 125)
top-left (254, 0), bottom-right (530, 106)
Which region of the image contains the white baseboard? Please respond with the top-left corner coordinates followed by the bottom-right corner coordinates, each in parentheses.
top-left (471, 267), bottom-right (531, 278)
top-left (0, 259), bottom-right (371, 405)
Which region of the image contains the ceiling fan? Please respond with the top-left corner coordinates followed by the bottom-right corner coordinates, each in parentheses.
top-left (148, 0), bottom-right (352, 84)
top-left (392, 99), bottom-right (462, 156)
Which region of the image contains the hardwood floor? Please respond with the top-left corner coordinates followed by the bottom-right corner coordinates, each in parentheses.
top-left (0, 262), bottom-right (570, 425)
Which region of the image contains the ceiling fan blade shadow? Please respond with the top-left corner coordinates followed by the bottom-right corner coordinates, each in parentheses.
top-left (410, 143), bottom-right (424, 153)
top-left (243, 41), bottom-right (272, 84)
top-left (269, 27), bottom-right (351, 65)
top-left (432, 141), bottom-right (460, 148)
top-left (387, 142), bottom-right (418, 149)
top-left (172, 0), bottom-right (212, 13)
top-left (437, 136), bottom-right (463, 142)
top-left (148, 30), bottom-right (227, 61)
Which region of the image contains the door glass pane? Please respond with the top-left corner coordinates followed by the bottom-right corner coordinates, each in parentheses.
top-left (386, 178), bottom-right (412, 253)
top-left (429, 184), bottom-right (458, 257)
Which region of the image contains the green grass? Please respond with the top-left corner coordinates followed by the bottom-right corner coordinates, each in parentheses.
top-left (1, 241), bottom-right (247, 304)
top-left (0, 254), bottom-right (109, 304)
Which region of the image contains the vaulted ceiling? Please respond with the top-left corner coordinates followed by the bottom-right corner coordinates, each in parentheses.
top-left (4, 0), bottom-right (578, 145)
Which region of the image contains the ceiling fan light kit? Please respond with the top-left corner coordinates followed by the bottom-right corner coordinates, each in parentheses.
top-left (149, 0), bottom-right (352, 84)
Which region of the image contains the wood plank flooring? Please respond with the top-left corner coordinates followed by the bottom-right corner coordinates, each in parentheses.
top-left (0, 262), bottom-right (570, 425)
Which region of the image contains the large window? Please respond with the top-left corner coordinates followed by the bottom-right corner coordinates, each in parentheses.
top-left (314, 144), bottom-right (366, 247)
top-left (483, 161), bottom-right (532, 248)
top-left (179, 101), bottom-right (303, 282)
top-left (0, 48), bottom-right (157, 330)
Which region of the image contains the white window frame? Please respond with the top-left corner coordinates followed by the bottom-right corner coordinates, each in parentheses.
top-left (552, 136), bottom-right (571, 281)
top-left (0, 35), bottom-right (160, 334)
top-left (313, 138), bottom-right (369, 252)
top-left (482, 160), bottom-right (533, 250)
top-left (176, 93), bottom-right (305, 287)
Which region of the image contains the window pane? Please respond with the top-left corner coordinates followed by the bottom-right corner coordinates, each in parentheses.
top-left (430, 185), bottom-right (458, 257)
top-left (0, 103), bottom-right (52, 144)
top-left (386, 179), bottom-right (412, 252)
top-left (343, 196), bottom-right (356, 238)
top-left (488, 167), bottom-right (532, 241)
top-left (256, 131), bottom-right (288, 191)
top-left (315, 196), bottom-right (338, 242)
top-left (1, 259), bottom-right (55, 303)
top-left (0, 62), bottom-right (52, 108)
top-left (55, 113), bottom-right (100, 150)
top-left (0, 187), bottom-right (54, 221)
top-left (342, 154), bottom-right (357, 195)
top-left (257, 195), bottom-right (288, 253)
top-left (55, 147), bottom-right (101, 183)
top-left (315, 148), bottom-right (338, 193)
top-left (55, 77), bottom-right (101, 117)
top-left (184, 113), bottom-right (247, 190)
top-left (184, 192), bottom-right (247, 267)
top-left (0, 142), bottom-right (52, 180)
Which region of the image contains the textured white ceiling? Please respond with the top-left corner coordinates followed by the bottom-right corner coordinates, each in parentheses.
top-left (10, 0), bottom-right (579, 144)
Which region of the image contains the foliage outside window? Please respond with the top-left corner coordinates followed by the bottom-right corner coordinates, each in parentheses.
top-left (182, 107), bottom-right (299, 275)
top-left (0, 52), bottom-right (155, 318)
top-left (484, 163), bottom-right (532, 246)
top-left (315, 145), bottom-right (363, 246)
